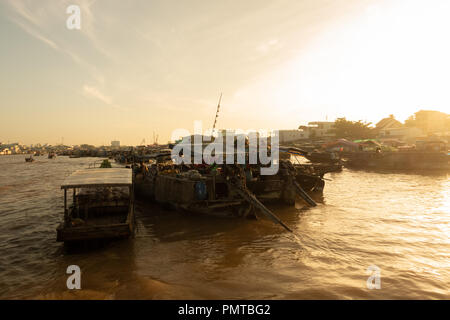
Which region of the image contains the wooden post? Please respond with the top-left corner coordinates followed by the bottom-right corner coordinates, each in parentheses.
top-left (129, 185), bottom-right (135, 233)
top-left (212, 173), bottom-right (216, 200)
top-left (64, 188), bottom-right (68, 223)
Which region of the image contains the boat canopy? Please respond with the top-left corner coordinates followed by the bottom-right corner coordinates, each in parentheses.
top-left (61, 168), bottom-right (132, 189)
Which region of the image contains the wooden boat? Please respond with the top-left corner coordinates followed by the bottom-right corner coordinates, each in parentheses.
top-left (343, 151), bottom-right (449, 171)
top-left (135, 159), bottom-right (317, 219)
top-left (56, 168), bottom-right (135, 243)
top-left (279, 147), bottom-right (337, 194)
top-left (305, 151), bottom-right (341, 164)
top-left (100, 159), bottom-right (112, 168)
top-left (25, 156), bottom-right (34, 162)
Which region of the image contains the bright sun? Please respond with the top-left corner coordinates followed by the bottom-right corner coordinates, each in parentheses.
top-left (233, 0), bottom-right (450, 128)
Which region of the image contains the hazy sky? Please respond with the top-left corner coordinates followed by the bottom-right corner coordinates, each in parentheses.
top-left (1, 0), bottom-right (449, 145)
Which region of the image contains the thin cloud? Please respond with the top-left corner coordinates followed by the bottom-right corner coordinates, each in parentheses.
top-left (83, 85), bottom-right (112, 105)
top-left (9, 16), bottom-right (60, 50)
top-left (82, 85), bottom-right (128, 111)
top-left (5, 0), bottom-right (107, 80)
top-left (5, 0), bottom-right (41, 26)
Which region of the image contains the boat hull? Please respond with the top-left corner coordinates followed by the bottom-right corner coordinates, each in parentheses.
top-left (56, 222), bottom-right (133, 242)
top-left (344, 152), bottom-right (449, 171)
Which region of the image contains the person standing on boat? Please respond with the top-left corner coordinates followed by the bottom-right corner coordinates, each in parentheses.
top-left (140, 161), bottom-right (149, 176)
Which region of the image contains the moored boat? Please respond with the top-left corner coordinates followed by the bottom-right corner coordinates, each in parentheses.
top-left (305, 151), bottom-right (341, 164)
top-left (343, 151), bottom-right (449, 171)
top-left (56, 168), bottom-right (135, 243)
top-left (135, 158), bottom-right (318, 219)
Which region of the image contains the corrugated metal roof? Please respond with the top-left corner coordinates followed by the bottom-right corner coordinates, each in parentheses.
top-left (61, 168), bottom-right (132, 189)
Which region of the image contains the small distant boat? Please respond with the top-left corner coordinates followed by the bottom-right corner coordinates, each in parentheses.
top-left (100, 159), bottom-right (112, 168)
top-left (25, 156), bottom-right (34, 162)
top-left (48, 152), bottom-right (56, 159)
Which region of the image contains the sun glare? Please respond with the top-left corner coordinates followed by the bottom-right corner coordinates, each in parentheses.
top-left (240, 0), bottom-right (450, 126)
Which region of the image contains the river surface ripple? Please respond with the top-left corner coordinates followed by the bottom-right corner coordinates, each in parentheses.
top-left (0, 155), bottom-right (448, 299)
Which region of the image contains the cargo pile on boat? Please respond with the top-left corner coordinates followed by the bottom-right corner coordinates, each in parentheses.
top-left (133, 146), bottom-right (324, 217)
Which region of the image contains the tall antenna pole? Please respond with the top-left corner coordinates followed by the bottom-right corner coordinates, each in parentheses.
top-left (212, 93), bottom-right (222, 135)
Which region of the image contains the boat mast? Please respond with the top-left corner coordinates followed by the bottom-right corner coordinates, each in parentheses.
top-left (211, 93), bottom-right (222, 136)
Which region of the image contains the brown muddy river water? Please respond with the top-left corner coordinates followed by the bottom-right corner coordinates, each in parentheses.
top-left (0, 155), bottom-right (448, 299)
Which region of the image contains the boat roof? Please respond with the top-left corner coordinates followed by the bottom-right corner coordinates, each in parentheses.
top-left (61, 168), bottom-right (132, 189)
